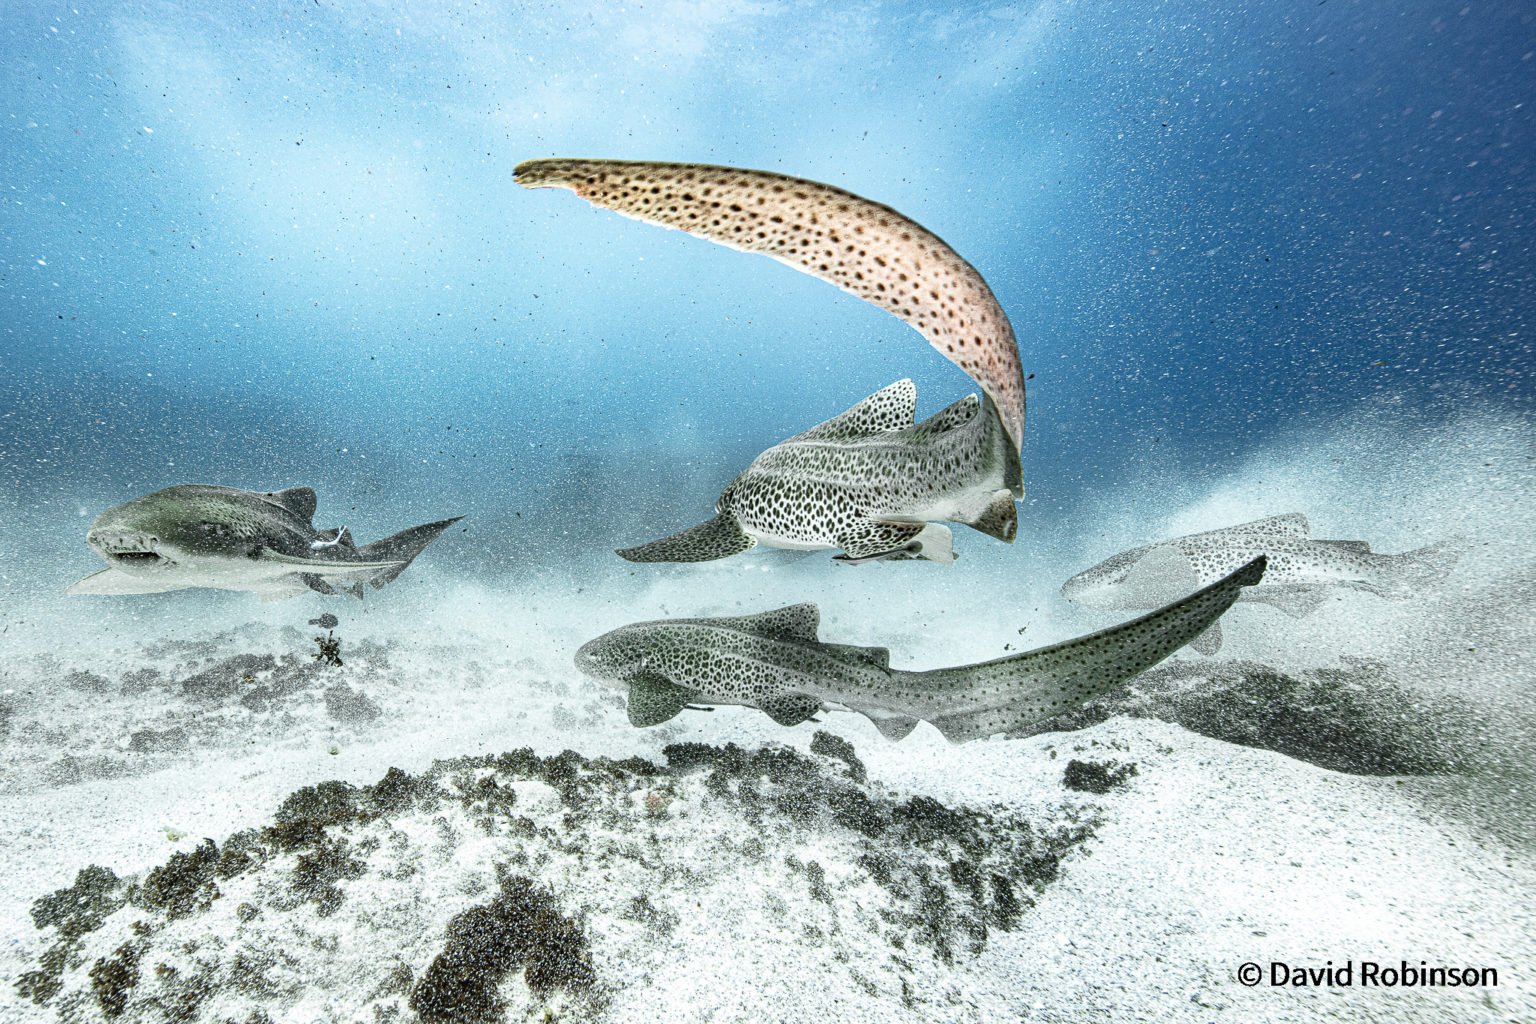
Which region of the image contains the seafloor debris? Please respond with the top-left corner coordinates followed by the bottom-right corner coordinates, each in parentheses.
top-left (312, 630), bottom-right (343, 667)
top-left (1061, 759), bottom-right (1139, 794)
top-left (18, 737), bottom-right (1096, 1022)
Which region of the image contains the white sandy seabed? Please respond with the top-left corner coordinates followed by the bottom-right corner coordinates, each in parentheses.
top-left (0, 405), bottom-right (1532, 1024)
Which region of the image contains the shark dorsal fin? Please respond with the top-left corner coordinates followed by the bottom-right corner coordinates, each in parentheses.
top-left (911, 393), bottom-right (980, 438)
top-left (1213, 513), bottom-right (1311, 539)
top-left (714, 603), bottom-right (821, 641)
top-left (792, 380), bottom-right (917, 441)
top-left (627, 673), bottom-right (699, 727)
top-left (265, 487), bottom-right (318, 522)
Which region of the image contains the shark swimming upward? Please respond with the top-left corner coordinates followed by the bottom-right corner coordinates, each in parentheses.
top-left (575, 557), bottom-right (1266, 742)
top-left (68, 484), bottom-right (461, 602)
top-left (618, 379), bottom-right (1019, 565)
top-left (513, 158), bottom-right (1028, 465)
top-left (1061, 513), bottom-right (1461, 653)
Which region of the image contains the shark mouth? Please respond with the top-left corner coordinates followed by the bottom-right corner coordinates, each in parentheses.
top-left (110, 551), bottom-right (166, 566)
top-left (89, 533), bottom-right (174, 569)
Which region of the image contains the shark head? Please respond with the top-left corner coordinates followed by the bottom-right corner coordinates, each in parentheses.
top-left (1061, 542), bottom-right (1198, 609)
top-left (71, 484), bottom-right (458, 601)
top-left (84, 485), bottom-right (297, 578)
top-left (573, 623), bottom-right (655, 688)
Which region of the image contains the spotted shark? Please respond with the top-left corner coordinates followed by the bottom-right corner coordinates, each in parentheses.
top-left (513, 158), bottom-right (1028, 465)
top-left (68, 484), bottom-right (461, 602)
top-left (575, 556), bottom-right (1266, 742)
top-left (1061, 513), bottom-right (1461, 654)
top-left (616, 379), bottom-right (1018, 565)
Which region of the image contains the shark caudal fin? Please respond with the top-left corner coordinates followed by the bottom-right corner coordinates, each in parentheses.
top-left (905, 556), bottom-right (1267, 743)
top-left (618, 513), bottom-right (758, 563)
top-left (983, 393), bottom-right (1023, 499)
top-left (514, 159), bottom-right (1027, 457)
top-left (1364, 538), bottom-right (1467, 598)
top-left (353, 516), bottom-right (463, 589)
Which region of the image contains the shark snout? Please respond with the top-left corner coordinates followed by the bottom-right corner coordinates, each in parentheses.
top-left (573, 633), bottom-right (639, 684)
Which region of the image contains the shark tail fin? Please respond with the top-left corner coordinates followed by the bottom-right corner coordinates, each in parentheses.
top-left (618, 513), bottom-right (757, 563)
top-left (1367, 538), bottom-right (1466, 598)
top-left (906, 556), bottom-right (1266, 743)
top-left (353, 516), bottom-right (463, 590)
top-left (984, 393), bottom-right (1024, 499)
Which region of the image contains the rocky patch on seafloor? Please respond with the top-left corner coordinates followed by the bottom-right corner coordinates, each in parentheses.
top-left (1021, 656), bottom-right (1482, 777)
top-left (0, 627), bottom-right (399, 793)
top-left (15, 737), bottom-right (1096, 1023)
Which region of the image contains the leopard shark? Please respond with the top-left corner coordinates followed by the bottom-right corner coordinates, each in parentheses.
top-left (575, 556), bottom-right (1266, 742)
top-left (1061, 513), bottom-right (1462, 653)
top-left (616, 378), bottom-right (1019, 565)
top-left (514, 158), bottom-right (1028, 464)
top-left (68, 484), bottom-right (461, 601)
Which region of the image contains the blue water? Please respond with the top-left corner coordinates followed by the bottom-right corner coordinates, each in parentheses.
top-left (3, 0), bottom-right (1529, 587)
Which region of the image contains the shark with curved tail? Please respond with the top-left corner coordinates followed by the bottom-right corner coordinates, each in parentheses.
top-left (618, 379), bottom-right (1020, 565)
top-left (575, 556), bottom-right (1266, 743)
top-left (513, 158), bottom-right (1028, 468)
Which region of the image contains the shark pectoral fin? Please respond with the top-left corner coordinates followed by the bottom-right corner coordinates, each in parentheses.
top-left (627, 673), bottom-right (701, 728)
top-left (965, 490), bottom-right (1018, 543)
top-left (858, 708), bottom-right (921, 741)
top-left (835, 521), bottom-right (954, 564)
top-left (303, 574), bottom-right (338, 596)
top-left (760, 693), bottom-right (823, 727)
top-left (1189, 621), bottom-right (1222, 656)
top-left (617, 513), bottom-right (757, 563)
top-left (301, 573), bottom-right (369, 600)
top-left (67, 569), bottom-right (190, 596)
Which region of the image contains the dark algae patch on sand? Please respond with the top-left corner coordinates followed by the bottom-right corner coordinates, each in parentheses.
top-left (17, 739), bottom-right (1095, 1021)
top-left (411, 872), bottom-right (595, 1023)
top-left (1062, 759), bottom-right (1139, 794)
